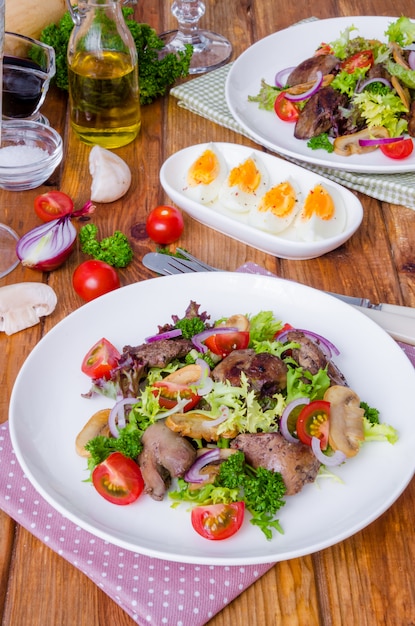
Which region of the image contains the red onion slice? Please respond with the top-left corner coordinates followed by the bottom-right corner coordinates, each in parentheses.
top-left (184, 448), bottom-right (222, 483)
top-left (359, 136), bottom-right (404, 147)
top-left (195, 358), bottom-right (213, 395)
top-left (280, 397), bottom-right (309, 443)
top-left (202, 405), bottom-right (230, 428)
top-left (355, 76), bottom-right (392, 93)
top-left (274, 66), bottom-right (296, 87)
top-left (277, 327), bottom-right (339, 358)
top-left (108, 397), bottom-right (135, 438)
top-left (409, 50), bottom-right (415, 70)
top-left (285, 71), bottom-right (323, 102)
top-left (156, 397), bottom-right (189, 418)
top-left (311, 437), bottom-right (346, 466)
top-left (145, 328), bottom-right (183, 343)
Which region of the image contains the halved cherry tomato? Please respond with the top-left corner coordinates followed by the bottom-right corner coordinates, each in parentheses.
top-left (152, 380), bottom-right (200, 411)
top-left (81, 337), bottom-right (121, 380)
top-left (296, 400), bottom-right (330, 450)
top-left (380, 138), bottom-right (414, 160)
top-left (92, 452), bottom-right (144, 505)
top-left (204, 331), bottom-right (250, 357)
top-left (274, 92), bottom-right (300, 122)
top-left (34, 190), bottom-right (74, 222)
top-left (146, 205), bottom-right (184, 245)
top-left (340, 50), bottom-right (374, 74)
top-left (191, 502), bottom-right (245, 540)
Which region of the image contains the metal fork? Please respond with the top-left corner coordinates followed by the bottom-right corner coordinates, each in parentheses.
top-left (142, 248), bottom-right (221, 275)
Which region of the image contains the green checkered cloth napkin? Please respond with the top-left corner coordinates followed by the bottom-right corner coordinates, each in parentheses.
top-left (170, 57), bottom-right (415, 210)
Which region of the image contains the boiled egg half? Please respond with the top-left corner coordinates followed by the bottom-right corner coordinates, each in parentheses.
top-left (294, 183), bottom-right (346, 241)
top-left (219, 154), bottom-right (269, 213)
top-left (183, 144), bottom-right (228, 204)
top-left (248, 179), bottom-right (300, 234)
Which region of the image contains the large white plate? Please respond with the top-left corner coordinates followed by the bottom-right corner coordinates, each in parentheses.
top-left (9, 273), bottom-right (415, 565)
top-left (226, 16), bottom-right (415, 174)
top-left (160, 142), bottom-right (363, 259)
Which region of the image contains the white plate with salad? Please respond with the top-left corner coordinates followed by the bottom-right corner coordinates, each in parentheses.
top-left (226, 16), bottom-right (415, 174)
top-left (8, 272), bottom-right (415, 565)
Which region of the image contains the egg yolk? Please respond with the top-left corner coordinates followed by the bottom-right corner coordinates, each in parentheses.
top-left (302, 185), bottom-right (335, 221)
top-left (257, 182), bottom-right (297, 216)
top-left (188, 149), bottom-right (220, 186)
top-left (228, 158), bottom-right (261, 193)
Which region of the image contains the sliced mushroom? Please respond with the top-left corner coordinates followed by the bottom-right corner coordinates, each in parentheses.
top-left (165, 412), bottom-right (238, 441)
top-left (161, 363), bottom-right (203, 385)
top-left (390, 42), bottom-right (411, 70)
top-left (218, 313), bottom-right (250, 332)
top-left (391, 76), bottom-right (411, 111)
top-left (76, 408), bottom-right (111, 457)
top-left (0, 282), bottom-right (57, 335)
top-left (325, 385), bottom-right (365, 458)
top-left (333, 126), bottom-right (390, 156)
top-left (89, 145), bottom-right (132, 203)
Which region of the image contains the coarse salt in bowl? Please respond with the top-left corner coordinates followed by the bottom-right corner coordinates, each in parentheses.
top-left (0, 120), bottom-right (63, 191)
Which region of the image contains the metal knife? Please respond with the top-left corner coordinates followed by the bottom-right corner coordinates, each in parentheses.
top-left (142, 254), bottom-right (415, 345)
top-left (327, 292), bottom-right (415, 319)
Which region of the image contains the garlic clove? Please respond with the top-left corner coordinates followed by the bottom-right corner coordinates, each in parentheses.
top-left (89, 145), bottom-right (132, 203)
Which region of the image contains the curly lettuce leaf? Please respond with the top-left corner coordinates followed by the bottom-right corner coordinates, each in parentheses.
top-left (286, 366), bottom-right (331, 404)
top-left (352, 90), bottom-right (408, 136)
top-left (328, 25), bottom-right (358, 59)
top-left (248, 79), bottom-right (281, 110)
top-left (193, 373), bottom-right (284, 435)
top-left (363, 417), bottom-right (399, 444)
top-left (385, 16), bottom-right (415, 46)
top-left (387, 59), bottom-right (415, 89)
top-left (248, 310), bottom-right (283, 343)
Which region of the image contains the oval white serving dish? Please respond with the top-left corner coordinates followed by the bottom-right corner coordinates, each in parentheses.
top-left (159, 142), bottom-right (363, 260)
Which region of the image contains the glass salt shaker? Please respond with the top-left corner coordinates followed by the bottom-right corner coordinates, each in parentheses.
top-left (66, 0), bottom-right (141, 148)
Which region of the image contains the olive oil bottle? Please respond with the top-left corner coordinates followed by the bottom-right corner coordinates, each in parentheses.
top-left (66, 0), bottom-right (141, 148)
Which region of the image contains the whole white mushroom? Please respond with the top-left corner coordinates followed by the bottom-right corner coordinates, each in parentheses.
top-left (0, 282), bottom-right (57, 335)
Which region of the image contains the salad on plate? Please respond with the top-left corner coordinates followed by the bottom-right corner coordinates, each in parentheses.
top-left (249, 16), bottom-right (415, 159)
top-left (76, 302), bottom-right (398, 541)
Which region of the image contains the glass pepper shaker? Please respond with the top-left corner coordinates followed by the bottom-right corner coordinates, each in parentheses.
top-left (66, 0), bottom-right (141, 148)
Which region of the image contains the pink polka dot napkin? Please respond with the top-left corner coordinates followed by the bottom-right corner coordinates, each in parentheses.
top-left (0, 421), bottom-right (273, 624)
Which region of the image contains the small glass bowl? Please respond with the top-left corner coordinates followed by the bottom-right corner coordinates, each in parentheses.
top-left (0, 120), bottom-right (63, 191)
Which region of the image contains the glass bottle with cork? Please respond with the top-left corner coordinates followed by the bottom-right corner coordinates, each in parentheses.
top-left (66, 0), bottom-right (141, 148)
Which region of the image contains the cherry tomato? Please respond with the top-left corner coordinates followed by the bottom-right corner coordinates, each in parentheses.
top-left (34, 190), bottom-right (74, 222)
top-left (274, 322), bottom-right (294, 339)
top-left (81, 337), bottom-right (121, 380)
top-left (73, 260), bottom-right (120, 302)
top-left (274, 92), bottom-right (300, 122)
top-left (296, 400), bottom-right (330, 450)
top-left (204, 331), bottom-right (250, 357)
top-left (191, 502), bottom-right (245, 540)
top-left (380, 138), bottom-right (414, 160)
top-left (314, 42), bottom-right (334, 56)
top-left (152, 380), bottom-right (200, 412)
top-left (340, 50), bottom-right (374, 74)
top-left (92, 452), bottom-right (144, 505)
top-left (146, 205), bottom-right (184, 245)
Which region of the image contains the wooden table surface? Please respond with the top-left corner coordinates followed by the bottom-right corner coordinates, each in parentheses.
top-left (1, 1), bottom-right (415, 624)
